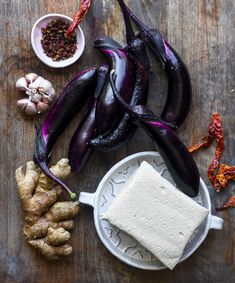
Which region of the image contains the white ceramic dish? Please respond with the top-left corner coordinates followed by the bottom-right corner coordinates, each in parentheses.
top-left (31, 13), bottom-right (85, 68)
top-left (79, 151), bottom-right (223, 270)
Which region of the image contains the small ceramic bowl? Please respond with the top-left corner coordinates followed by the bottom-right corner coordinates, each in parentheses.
top-left (79, 151), bottom-right (223, 270)
top-left (31, 13), bottom-right (85, 68)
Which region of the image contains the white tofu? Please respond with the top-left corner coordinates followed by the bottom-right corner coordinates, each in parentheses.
top-left (103, 161), bottom-right (209, 270)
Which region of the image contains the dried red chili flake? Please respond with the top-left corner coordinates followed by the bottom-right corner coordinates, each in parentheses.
top-left (41, 19), bottom-right (77, 61)
top-left (216, 196), bottom-right (235, 211)
top-left (67, 0), bottom-right (92, 36)
top-left (188, 112), bottom-right (224, 191)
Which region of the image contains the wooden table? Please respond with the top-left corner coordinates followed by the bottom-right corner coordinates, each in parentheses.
top-left (0, 0), bottom-right (234, 282)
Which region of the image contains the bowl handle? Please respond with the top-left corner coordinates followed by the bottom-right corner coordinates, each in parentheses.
top-left (79, 192), bottom-right (96, 207)
top-left (209, 215), bottom-right (224, 230)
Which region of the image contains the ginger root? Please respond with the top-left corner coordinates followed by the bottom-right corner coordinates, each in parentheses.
top-left (15, 158), bottom-right (79, 260)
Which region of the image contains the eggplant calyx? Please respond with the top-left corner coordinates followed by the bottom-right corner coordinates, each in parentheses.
top-left (93, 36), bottom-right (122, 50)
top-left (123, 2), bottom-right (167, 67)
top-left (117, 0), bottom-right (150, 71)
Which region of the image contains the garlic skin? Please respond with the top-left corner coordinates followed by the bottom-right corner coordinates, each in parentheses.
top-left (17, 99), bottom-right (38, 116)
top-left (16, 73), bottom-right (56, 116)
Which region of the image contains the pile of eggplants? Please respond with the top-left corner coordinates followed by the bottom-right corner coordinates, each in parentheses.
top-left (89, 0), bottom-right (150, 151)
top-left (34, 0), bottom-right (199, 199)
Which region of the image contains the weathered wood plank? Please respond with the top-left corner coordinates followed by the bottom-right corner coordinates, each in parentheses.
top-left (0, 0), bottom-right (234, 282)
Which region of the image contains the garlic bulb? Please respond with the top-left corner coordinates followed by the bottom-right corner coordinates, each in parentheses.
top-left (16, 73), bottom-right (56, 116)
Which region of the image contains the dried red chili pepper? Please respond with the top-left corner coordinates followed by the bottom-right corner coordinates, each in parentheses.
top-left (214, 164), bottom-right (235, 189)
top-left (188, 122), bottom-right (215, 153)
top-left (188, 112), bottom-right (224, 191)
top-left (208, 113), bottom-right (224, 190)
top-left (216, 196), bottom-right (235, 211)
top-left (67, 0), bottom-right (92, 36)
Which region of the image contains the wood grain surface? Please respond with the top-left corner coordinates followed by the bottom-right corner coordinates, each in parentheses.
top-left (0, 0), bottom-right (234, 282)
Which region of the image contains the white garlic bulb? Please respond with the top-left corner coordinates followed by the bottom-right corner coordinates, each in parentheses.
top-left (16, 73), bottom-right (56, 116)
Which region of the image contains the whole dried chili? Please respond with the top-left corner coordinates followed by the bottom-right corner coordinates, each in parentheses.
top-left (208, 113), bottom-right (224, 190)
top-left (188, 112), bottom-right (224, 191)
top-left (216, 196), bottom-right (235, 211)
top-left (41, 20), bottom-right (77, 61)
top-left (67, 0), bottom-right (92, 36)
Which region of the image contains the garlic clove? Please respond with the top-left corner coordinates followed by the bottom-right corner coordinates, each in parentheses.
top-left (17, 99), bottom-right (37, 116)
top-left (17, 98), bottom-right (28, 108)
top-left (25, 73), bottom-right (39, 83)
top-left (42, 94), bottom-right (53, 104)
top-left (37, 101), bottom-right (50, 114)
top-left (15, 77), bottom-right (28, 91)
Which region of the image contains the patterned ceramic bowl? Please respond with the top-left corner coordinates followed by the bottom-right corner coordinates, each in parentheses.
top-left (79, 151), bottom-right (223, 270)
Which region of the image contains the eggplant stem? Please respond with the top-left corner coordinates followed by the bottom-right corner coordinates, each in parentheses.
top-left (39, 161), bottom-right (76, 200)
top-left (124, 2), bottom-right (150, 34)
top-left (117, 0), bottom-right (135, 41)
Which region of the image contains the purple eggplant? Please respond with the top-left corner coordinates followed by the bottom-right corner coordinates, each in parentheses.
top-left (68, 65), bottom-right (109, 171)
top-left (90, 65), bottom-right (148, 151)
top-left (110, 70), bottom-right (199, 197)
top-left (34, 67), bottom-right (97, 198)
top-left (123, 2), bottom-right (192, 128)
top-left (94, 36), bottom-right (136, 135)
top-left (90, 1), bottom-right (149, 151)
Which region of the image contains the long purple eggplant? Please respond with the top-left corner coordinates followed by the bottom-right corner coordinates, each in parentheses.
top-left (123, 2), bottom-right (192, 128)
top-left (90, 0), bottom-right (149, 151)
top-left (110, 70), bottom-right (199, 197)
top-left (34, 67), bottom-right (97, 198)
top-left (94, 36), bottom-right (136, 135)
top-left (68, 65), bottom-right (109, 171)
top-left (90, 65), bottom-right (148, 151)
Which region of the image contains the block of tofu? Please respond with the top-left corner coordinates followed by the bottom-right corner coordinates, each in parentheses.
top-left (103, 161), bottom-right (209, 270)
